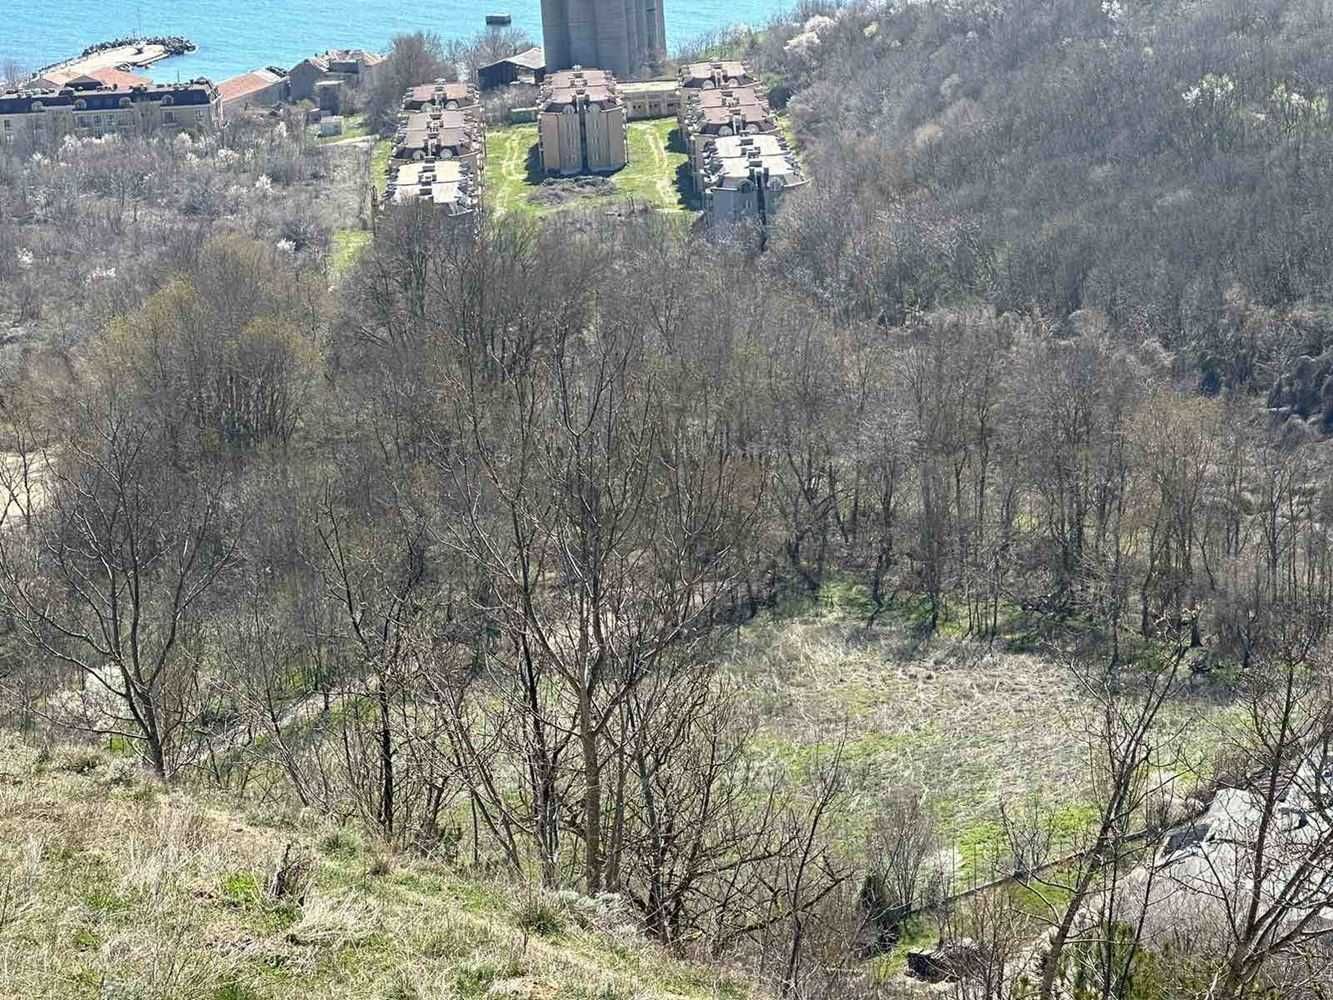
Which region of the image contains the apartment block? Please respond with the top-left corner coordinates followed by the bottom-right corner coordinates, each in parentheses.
top-left (402, 80), bottom-right (479, 112)
top-left (0, 77), bottom-right (222, 150)
top-left (676, 60), bottom-right (754, 92)
top-left (392, 108), bottom-right (485, 172)
top-left (537, 68), bottom-right (628, 175)
top-left (541, 0), bottom-right (664, 79)
top-left (683, 98), bottom-right (778, 190)
top-left (385, 159), bottom-right (479, 216)
top-left (678, 84), bottom-right (773, 134)
top-left (674, 61), bottom-right (808, 227)
top-left (381, 79), bottom-right (487, 219)
top-left (698, 133), bottom-right (808, 227)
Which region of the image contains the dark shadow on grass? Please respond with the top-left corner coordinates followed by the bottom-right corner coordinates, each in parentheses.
top-left (665, 126), bottom-right (688, 155)
top-left (674, 159), bottom-right (701, 211)
top-left (524, 142), bottom-right (544, 185)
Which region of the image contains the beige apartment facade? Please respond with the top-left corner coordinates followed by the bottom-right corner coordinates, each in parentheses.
top-left (537, 67), bottom-right (628, 175)
top-left (619, 79), bottom-right (678, 120)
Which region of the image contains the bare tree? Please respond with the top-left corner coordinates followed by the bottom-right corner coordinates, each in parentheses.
top-left (448, 310), bottom-right (753, 893)
top-left (365, 33), bottom-right (448, 133)
top-left (1174, 634), bottom-right (1333, 998)
top-left (1022, 641), bottom-right (1186, 1000)
top-left (0, 397), bottom-right (240, 778)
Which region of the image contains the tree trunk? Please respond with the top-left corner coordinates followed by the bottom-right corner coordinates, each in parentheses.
top-left (580, 695), bottom-right (603, 893)
top-left (378, 677), bottom-right (394, 837)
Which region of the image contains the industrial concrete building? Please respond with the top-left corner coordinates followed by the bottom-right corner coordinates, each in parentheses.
top-left (619, 79), bottom-right (678, 120)
top-left (0, 77), bottom-right (222, 150)
top-left (698, 132), bottom-right (807, 227)
top-left (540, 0), bottom-right (665, 79)
top-left (537, 68), bottom-right (628, 175)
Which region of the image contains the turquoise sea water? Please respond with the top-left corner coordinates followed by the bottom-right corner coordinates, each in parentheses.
top-left (1, 0), bottom-right (774, 82)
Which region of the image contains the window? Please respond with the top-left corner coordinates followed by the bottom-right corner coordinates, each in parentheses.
top-left (164, 111), bottom-right (176, 124)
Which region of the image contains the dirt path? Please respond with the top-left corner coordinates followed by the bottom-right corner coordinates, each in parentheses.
top-left (489, 132), bottom-right (531, 218)
top-left (639, 124), bottom-right (675, 206)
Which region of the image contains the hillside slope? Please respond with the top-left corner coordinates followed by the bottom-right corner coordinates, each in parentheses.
top-left (0, 741), bottom-right (755, 1000)
top-left (764, 0), bottom-right (1333, 396)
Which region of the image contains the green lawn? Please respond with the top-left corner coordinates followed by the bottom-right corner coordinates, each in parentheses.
top-left (330, 229), bottom-right (372, 278)
top-left (485, 123), bottom-right (542, 218)
top-left (370, 138), bottom-right (393, 193)
top-left (619, 118), bottom-right (694, 214)
top-left (484, 118), bottom-right (695, 218)
top-left (314, 112), bottom-right (373, 144)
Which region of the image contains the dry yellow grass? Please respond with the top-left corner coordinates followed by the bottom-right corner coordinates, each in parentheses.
top-left (724, 605), bottom-right (1235, 844)
top-left (0, 740), bottom-right (756, 1000)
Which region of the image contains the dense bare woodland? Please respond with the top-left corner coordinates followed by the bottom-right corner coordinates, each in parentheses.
top-left (5, 0), bottom-right (1333, 997)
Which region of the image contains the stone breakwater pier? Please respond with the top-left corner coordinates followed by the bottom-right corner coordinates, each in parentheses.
top-left (35, 36), bottom-right (196, 80)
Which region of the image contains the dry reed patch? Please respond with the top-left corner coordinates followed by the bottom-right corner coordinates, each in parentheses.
top-left (727, 616), bottom-right (1107, 828)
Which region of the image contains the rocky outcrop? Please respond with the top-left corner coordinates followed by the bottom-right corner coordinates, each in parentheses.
top-left (905, 939), bottom-right (985, 982)
top-left (1126, 759), bottom-right (1333, 945)
top-left (1267, 350), bottom-right (1333, 433)
top-left (79, 36), bottom-right (197, 58)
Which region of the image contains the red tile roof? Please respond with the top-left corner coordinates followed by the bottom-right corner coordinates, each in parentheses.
top-left (218, 70), bottom-right (283, 103)
top-left (87, 67), bottom-right (153, 89)
top-left (36, 66), bottom-right (153, 89)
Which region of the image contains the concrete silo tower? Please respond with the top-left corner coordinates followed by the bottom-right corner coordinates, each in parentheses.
top-left (541, 0), bottom-right (665, 79)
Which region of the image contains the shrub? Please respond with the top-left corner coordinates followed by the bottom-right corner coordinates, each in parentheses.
top-left (53, 747), bottom-right (103, 774)
top-left (514, 893), bottom-right (566, 938)
top-left (319, 827), bottom-right (361, 858)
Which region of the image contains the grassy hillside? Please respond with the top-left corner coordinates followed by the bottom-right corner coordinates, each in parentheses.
top-left (0, 741), bottom-right (756, 1000)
